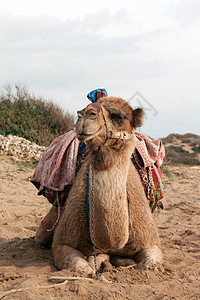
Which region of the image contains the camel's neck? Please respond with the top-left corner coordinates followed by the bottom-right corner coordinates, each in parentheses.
top-left (89, 139), bottom-right (134, 252)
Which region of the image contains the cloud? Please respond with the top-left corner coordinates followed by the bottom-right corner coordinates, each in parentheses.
top-left (169, 0), bottom-right (200, 25)
top-left (0, 6), bottom-right (199, 138)
top-left (0, 10), bottom-right (162, 92)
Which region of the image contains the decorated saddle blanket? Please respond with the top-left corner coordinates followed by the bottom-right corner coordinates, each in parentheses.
top-left (31, 130), bottom-right (165, 212)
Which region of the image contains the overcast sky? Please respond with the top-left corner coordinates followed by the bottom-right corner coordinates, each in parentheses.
top-left (0, 0), bottom-right (199, 138)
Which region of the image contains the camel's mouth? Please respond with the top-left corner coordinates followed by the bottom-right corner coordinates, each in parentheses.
top-left (77, 129), bottom-right (101, 142)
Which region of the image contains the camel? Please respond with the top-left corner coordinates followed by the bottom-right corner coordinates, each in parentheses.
top-left (50, 93), bottom-right (162, 274)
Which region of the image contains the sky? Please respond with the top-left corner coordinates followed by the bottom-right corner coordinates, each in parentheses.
top-left (0, 0), bottom-right (200, 139)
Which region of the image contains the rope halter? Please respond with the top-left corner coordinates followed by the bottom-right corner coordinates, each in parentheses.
top-left (100, 105), bottom-right (134, 141)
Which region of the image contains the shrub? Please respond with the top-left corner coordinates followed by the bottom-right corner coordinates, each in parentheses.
top-left (175, 157), bottom-right (200, 165)
top-left (182, 139), bottom-right (191, 143)
top-left (167, 146), bottom-right (188, 154)
top-left (0, 85), bottom-right (75, 146)
top-left (192, 145), bottom-right (200, 153)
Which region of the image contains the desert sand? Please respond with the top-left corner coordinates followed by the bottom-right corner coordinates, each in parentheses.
top-left (0, 155), bottom-right (199, 299)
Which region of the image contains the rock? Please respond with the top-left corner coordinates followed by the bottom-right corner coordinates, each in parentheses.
top-left (0, 134), bottom-right (46, 161)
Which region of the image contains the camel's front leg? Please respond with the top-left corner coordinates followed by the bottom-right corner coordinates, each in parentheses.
top-left (53, 244), bottom-right (94, 275)
top-left (87, 254), bottom-right (110, 270)
top-left (35, 206), bottom-right (63, 248)
top-left (135, 245), bottom-right (163, 269)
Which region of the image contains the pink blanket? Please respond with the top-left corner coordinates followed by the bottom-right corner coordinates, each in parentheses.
top-left (134, 132), bottom-right (165, 169)
top-left (31, 131), bottom-right (79, 193)
top-left (31, 131), bottom-right (165, 193)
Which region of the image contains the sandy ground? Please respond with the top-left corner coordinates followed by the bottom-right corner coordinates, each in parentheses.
top-left (0, 155), bottom-right (199, 300)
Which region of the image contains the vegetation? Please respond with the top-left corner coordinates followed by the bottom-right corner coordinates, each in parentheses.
top-left (192, 145), bottom-right (200, 153)
top-left (0, 85), bottom-right (75, 146)
top-left (15, 160), bottom-right (38, 171)
top-left (182, 139), bottom-right (191, 144)
top-left (174, 157), bottom-right (200, 165)
top-left (161, 133), bottom-right (200, 166)
top-left (167, 145), bottom-right (188, 154)
top-left (162, 167), bottom-right (174, 179)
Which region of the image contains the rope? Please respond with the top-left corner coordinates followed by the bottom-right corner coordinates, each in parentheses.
top-left (91, 155), bottom-right (99, 279)
top-left (46, 192), bottom-right (61, 232)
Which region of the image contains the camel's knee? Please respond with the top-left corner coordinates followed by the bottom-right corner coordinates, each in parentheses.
top-left (135, 245), bottom-right (163, 270)
top-left (35, 206), bottom-right (62, 248)
top-left (53, 244), bottom-right (94, 275)
top-left (35, 225), bottom-right (54, 249)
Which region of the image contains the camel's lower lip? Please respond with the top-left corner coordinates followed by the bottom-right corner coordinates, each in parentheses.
top-left (77, 130), bottom-right (100, 142)
top-left (77, 134), bottom-right (89, 141)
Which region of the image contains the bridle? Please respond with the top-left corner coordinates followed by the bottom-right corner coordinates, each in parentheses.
top-left (100, 105), bottom-right (134, 142)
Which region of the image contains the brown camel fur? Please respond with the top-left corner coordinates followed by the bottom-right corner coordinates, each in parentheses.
top-left (50, 96), bottom-right (162, 274)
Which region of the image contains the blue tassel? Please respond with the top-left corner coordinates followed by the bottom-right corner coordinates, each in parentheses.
top-left (87, 88), bottom-right (108, 103)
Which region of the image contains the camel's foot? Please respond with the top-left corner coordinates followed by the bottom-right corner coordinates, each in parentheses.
top-left (135, 245), bottom-right (163, 270)
top-left (87, 254), bottom-right (110, 270)
top-left (111, 256), bottom-right (136, 268)
top-left (35, 206), bottom-right (63, 249)
top-left (53, 245), bottom-right (94, 275)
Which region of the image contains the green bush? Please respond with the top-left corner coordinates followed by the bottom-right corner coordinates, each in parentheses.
top-left (0, 85), bottom-right (75, 146)
top-left (168, 145), bottom-right (188, 153)
top-left (175, 157), bottom-right (200, 165)
top-left (192, 145), bottom-right (200, 153)
top-left (182, 139), bottom-right (191, 143)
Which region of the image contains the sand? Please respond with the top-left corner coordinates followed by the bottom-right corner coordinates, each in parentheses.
top-left (0, 155), bottom-right (199, 299)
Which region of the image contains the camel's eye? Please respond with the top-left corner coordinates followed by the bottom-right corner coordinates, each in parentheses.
top-left (111, 114), bottom-right (123, 120)
top-left (87, 110), bottom-right (97, 119)
top-left (111, 113), bottom-right (127, 125)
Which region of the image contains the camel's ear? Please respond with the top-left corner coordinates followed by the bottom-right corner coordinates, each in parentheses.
top-left (132, 108), bottom-right (144, 128)
top-left (96, 90), bottom-right (107, 101)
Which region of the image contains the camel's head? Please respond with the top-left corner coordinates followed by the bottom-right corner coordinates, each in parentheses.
top-left (76, 96), bottom-right (144, 150)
